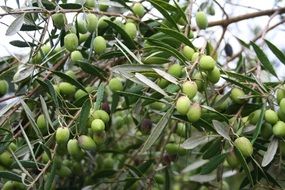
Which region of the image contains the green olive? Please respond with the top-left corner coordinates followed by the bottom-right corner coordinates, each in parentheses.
top-left (199, 55), bottom-right (216, 71)
top-left (67, 139), bottom-right (81, 157)
top-left (230, 87), bottom-right (246, 104)
top-left (0, 80), bottom-right (9, 97)
top-left (98, 16), bottom-right (110, 29)
top-left (182, 81), bottom-right (197, 99)
top-left (182, 46), bottom-right (195, 61)
top-left (195, 11), bottom-right (208, 29)
top-left (264, 109), bottom-right (278, 125)
top-left (273, 121), bottom-right (285, 137)
top-left (234, 137), bottom-right (253, 157)
top-left (186, 103), bottom-right (202, 122)
top-left (70, 50), bottom-right (83, 62)
top-left (93, 36), bottom-right (107, 54)
top-left (78, 135), bottom-right (96, 150)
top-left (51, 13), bottom-right (66, 29)
top-left (91, 119), bottom-right (105, 133)
top-left (86, 13), bottom-right (98, 32)
top-left (109, 77), bottom-right (123, 92)
top-left (0, 151), bottom-right (13, 167)
top-left (168, 64), bottom-right (183, 78)
top-left (132, 3), bottom-right (145, 17)
top-left (176, 96), bottom-right (191, 115)
top-left (64, 33), bottom-right (78, 52)
top-left (58, 82), bottom-right (76, 96)
top-left (124, 22), bottom-right (137, 39)
top-left (55, 127), bottom-right (70, 144)
top-left (207, 66), bottom-right (220, 83)
top-left (226, 151), bottom-right (240, 168)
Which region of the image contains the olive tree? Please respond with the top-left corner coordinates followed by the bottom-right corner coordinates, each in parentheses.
top-left (0, 0), bottom-right (285, 189)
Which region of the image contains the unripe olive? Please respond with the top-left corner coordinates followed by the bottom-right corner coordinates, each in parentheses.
top-left (191, 52), bottom-right (199, 63)
top-left (103, 156), bottom-right (114, 169)
top-left (8, 143), bottom-right (17, 152)
top-left (57, 165), bottom-right (72, 177)
top-left (176, 96), bottom-right (191, 115)
top-left (71, 50), bottom-right (83, 62)
top-left (93, 131), bottom-right (106, 145)
top-left (86, 13), bottom-right (98, 32)
top-left (78, 135), bottom-right (96, 150)
top-left (226, 151), bottom-right (240, 168)
top-left (154, 174), bottom-right (165, 184)
top-left (193, 72), bottom-right (206, 91)
top-left (41, 44), bottom-right (51, 56)
top-left (264, 109), bottom-right (278, 124)
top-left (0, 151), bottom-right (13, 167)
top-left (124, 22), bottom-right (137, 39)
top-left (175, 123), bottom-right (187, 137)
top-left (182, 81), bottom-right (197, 99)
top-left (157, 78), bottom-right (169, 88)
top-left (2, 181), bottom-right (25, 190)
top-left (99, 4), bottom-right (109, 11)
top-left (59, 82), bottom-right (76, 96)
top-left (91, 119), bottom-right (105, 133)
top-left (55, 127), bottom-right (70, 144)
top-left (249, 109), bottom-right (261, 125)
top-left (76, 19), bottom-right (87, 34)
top-left (168, 64), bottom-right (183, 78)
top-left (195, 11), bottom-right (208, 29)
top-left (214, 95), bottom-right (230, 111)
top-left (149, 102), bottom-right (165, 110)
top-left (277, 88), bottom-right (285, 104)
top-left (234, 137), bottom-right (253, 157)
top-left (74, 89), bottom-right (88, 100)
top-left (182, 46), bottom-right (195, 61)
top-left (41, 151), bottom-right (49, 164)
top-left (0, 80), bottom-right (9, 97)
top-left (98, 16), bottom-right (110, 29)
top-left (187, 103), bottom-right (202, 122)
top-left (93, 36), bottom-right (107, 54)
top-left (64, 33), bottom-right (78, 52)
top-left (132, 3), bottom-right (145, 17)
top-left (67, 139), bottom-right (81, 157)
top-left (279, 98), bottom-right (285, 113)
top-left (140, 118), bottom-right (153, 134)
top-left (261, 122), bottom-right (273, 139)
top-left (230, 87), bottom-right (246, 104)
top-left (207, 66), bottom-right (220, 83)
top-left (109, 77), bottom-right (123, 92)
top-left (165, 143), bottom-right (186, 156)
top-left (37, 114), bottom-right (47, 131)
top-left (91, 110), bottom-right (110, 123)
top-left (273, 121), bottom-right (285, 137)
top-left (79, 33), bottom-right (90, 43)
top-left (51, 13), bottom-right (66, 29)
top-left (199, 55), bottom-right (215, 71)
top-left (65, 70), bottom-right (76, 79)
top-left (85, 0), bottom-right (95, 8)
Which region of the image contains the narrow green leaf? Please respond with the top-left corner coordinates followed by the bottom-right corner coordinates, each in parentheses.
top-left (44, 159), bottom-right (57, 190)
top-left (158, 27), bottom-right (195, 49)
top-left (59, 3), bottom-right (82, 9)
top-left (95, 83), bottom-right (105, 110)
top-left (140, 105), bottom-right (174, 153)
top-left (251, 104), bottom-right (265, 144)
top-left (212, 120), bottom-right (230, 141)
top-left (181, 135), bottom-right (216, 150)
top-left (40, 96), bottom-right (54, 131)
top-left (149, 0), bottom-right (179, 31)
top-left (261, 138), bottom-right (278, 167)
top-left (200, 153), bottom-right (226, 174)
top-left (6, 14), bottom-right (25, 36)
top-left (77, 61), bottom-right (107, 80)
top-left (10, 40), bottom-right (36, 47)
top-left (135, 73), bottom-right (169, 97)
top-left (115, 38), bottom-right (143, 64)
top-left (79, 100), bottom-right (91, 134)
top-left (105, 20), bottom-right (136, 49)
top-left (251, 41), bottom-right (277, 77)
top-left (265, 39), bottom-right (285, 66)
top-left (53, 71), bottom-right (87, 92)
top-left (0, 171), bottom-right (23, 182)
top-left (153, 68), bottom-right (178, 85)
top-left (234, 147), bottom-right (254, 187)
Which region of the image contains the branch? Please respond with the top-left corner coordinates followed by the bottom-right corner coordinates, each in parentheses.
top-left (208, 7), bottom-right (285, 27)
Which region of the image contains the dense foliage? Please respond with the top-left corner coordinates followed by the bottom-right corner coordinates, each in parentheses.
top-left (0, 0), bottom-right (285, 189)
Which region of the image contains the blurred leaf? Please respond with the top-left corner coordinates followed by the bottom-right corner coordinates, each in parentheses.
top-left (182, 160), bottom-right (209, 173)
top-left (99, 50), bottom-right (124, 60)
top-left (6, 14), bottom-right (25, 36)
top-left (105, 20), bottom-right (136, 49)
top-left (202, 138), bottom-right (222, 159)
top-left (111, 93), bottom-right (120, 113)
top-left (0, 171), bottom-right (24, 182)
top-left (181, 135), bottom-right (216, 150)
top-left (265, 39), bottom-right (285, 66)
top-left (261, 138), bottom-right (278, 167)
top-left (157, 27), bottom-right (195, 49)
top-left (10, 40), bottom-right (36, 47)
top-left (251, 41), bottom-right (277, 77)
top-left (200, 153), bottom-right (226, 174)
top-left (79, 100), bottom-right (91, 134)
top-left (189, 174), bottom-right (216, 183)
top-left (140, 105), bottom-right (174, 153)
top-left (212, 120), bottom-right (230, 141)
top-left (20, 24), bottom-right (43, 31)
top-left (115, 38), bottom-right (142, 64)
top-left (44, 158), bottom-right (57, 190)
